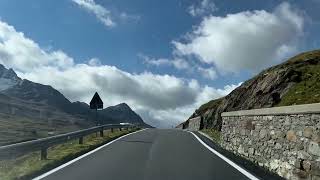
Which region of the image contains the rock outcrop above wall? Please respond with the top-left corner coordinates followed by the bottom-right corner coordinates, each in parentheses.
top-left (221, 103), bottom-right (320, 180)
top-left (188, 50), bottom-right (320, 131)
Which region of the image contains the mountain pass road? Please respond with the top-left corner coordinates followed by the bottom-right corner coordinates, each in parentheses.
top-left (34, 129), bottom-right (258, 180)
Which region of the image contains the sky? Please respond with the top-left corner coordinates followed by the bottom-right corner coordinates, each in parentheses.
top-left (0, 0), bottom-right (319, 128)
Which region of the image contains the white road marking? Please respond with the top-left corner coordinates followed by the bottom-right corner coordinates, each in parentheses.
top-left (33, 128), bottom-right (148, 180)
top-left (189, 132), bottom-right (260, 180)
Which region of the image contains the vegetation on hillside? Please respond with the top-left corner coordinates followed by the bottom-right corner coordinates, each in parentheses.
top-left (201, 129), bottom-right (221, 144)
top-left (186, 49), bottom-right (320, 131)
top-left (277, 51), bottom-right (320, 106)
top-left (0, 114), bottom-right (82, 146)
top-left (196, 98), bottom-right (223, 116)
top-left (196, 49), bottom-right (320, 116)
top-left (286, 49), bottom-right (320, 64)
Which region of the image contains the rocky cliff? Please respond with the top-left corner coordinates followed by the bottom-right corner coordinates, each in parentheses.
top-left (188, 49), bottom-right (320, 130)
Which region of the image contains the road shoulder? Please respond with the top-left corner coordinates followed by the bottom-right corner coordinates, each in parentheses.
top-left (192, 131), bottom-right (284, 180)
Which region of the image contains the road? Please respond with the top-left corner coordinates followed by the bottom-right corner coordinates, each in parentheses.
top-left (35, 129), bottom-right (256, 180)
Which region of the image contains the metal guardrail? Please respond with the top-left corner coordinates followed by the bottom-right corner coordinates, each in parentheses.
top-left (0, 124), bottom-right (136, 160)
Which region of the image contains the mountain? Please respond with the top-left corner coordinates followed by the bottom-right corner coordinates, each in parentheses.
top-left (100, 103), bottom-right (145, 124)
top-left (186, 49), bottom-right (320, 130)
top-left (0, 64), bottom-right (21, 91)
top-left (0, 64), bottom-right (150, 144)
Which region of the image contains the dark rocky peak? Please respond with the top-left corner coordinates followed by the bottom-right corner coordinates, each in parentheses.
top-left (100, 103), bottom-right (144, 124)
top-left (0, 65), bottom-right (20, 81)
top-left (114, 103), bottom-right (131, 111)
top-left (3, 68), bottom-right (18, 79)
top-left (0, 64), bottom-right (5, 72)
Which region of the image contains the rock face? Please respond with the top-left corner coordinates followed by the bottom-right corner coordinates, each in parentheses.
top-left (188, 49), bottom-right (320, 130)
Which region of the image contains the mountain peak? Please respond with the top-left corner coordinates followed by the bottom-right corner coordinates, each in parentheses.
top-left (0, 65), bottom-right (19, 80)
top-left (0, 64), bottom-right (21, 91)
top-left (116, 103), bottom-right (130, 108)
top-left (101, 103), bottom-right (147, 125)
top-left (3, 68), bottom-right (19, 80)
top-left (0, 64), bottom-right (5, 70)
top-left (112, 103), bottom-right (133, 112)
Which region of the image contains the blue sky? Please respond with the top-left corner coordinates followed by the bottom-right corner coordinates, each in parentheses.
top-left (0, 0), bottom-right (319, 127)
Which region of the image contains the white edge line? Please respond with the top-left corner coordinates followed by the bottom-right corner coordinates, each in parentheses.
top-left (33, 128), bottom-right (148, 180)
top-left (189, 132), bottom-right (260, 180)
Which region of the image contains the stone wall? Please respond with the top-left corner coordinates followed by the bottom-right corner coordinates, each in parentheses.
top-left (221, 103), bottom-right (320, 180)
top-left (176, 123), bottom-right (183, 129)
top-left (177, 116), bottom-right (203, 131)
top-left (187, 116), bottom-right (202, 131)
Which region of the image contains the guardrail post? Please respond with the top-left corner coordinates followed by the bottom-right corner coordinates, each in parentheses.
top-left (79, 137), bottom-right (84, 144)
top-left (100, 130), bottom-right (104, 137)
top-left (119, 128), bottom-right (122, 131)
top-left (111, 128), bottom-right (114, 133)
top-left (125, 127), bottom-right (128, 131)
top-left (41, 147), bottom-right (48, 160)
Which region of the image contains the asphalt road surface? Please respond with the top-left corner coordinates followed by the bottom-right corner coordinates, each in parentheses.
top-left (35, 129), bottom-right (257, 180)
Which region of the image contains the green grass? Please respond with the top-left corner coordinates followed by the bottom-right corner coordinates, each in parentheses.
top-left (286, 49), bottom-right (320, 64)
top-left (0, 128), bottom-right (138, 180)
top-left (0, 114), bottom-right (83, 146)
top-left (201, 128), bottom-right (221, 144)
top-left (277, 64), bottom-right (320, 106)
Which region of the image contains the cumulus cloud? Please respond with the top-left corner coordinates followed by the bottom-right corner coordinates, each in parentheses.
top-left (139, 53), bottom-right (218, 80)
top-left (88, 58), bottom-right (102, 66)
top-left (188, 0), bottom-right (218, 17)
top-left (72, 0), bottom-right (115, 27)
top-left (139, 54), bottom-right (190, 70)
top-left (175, 2), bottom-right (304, 73)
top-left (197, 67), bottom-right (217, 80)
top-left (0, 22), bottom-right (74, 72)
top-left (0, 20), bottom-right (239, 128)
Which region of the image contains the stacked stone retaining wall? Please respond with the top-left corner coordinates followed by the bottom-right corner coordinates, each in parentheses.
top-left (221, 103), bottom-right (320, 180)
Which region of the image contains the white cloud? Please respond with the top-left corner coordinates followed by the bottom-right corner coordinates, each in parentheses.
top-left (72, 0), bottom-right (115, 27)
top-left (139, 54), bottom-right (190, 70)
top-left (140, 53), bottom-right (220, 80)
top-left (88, 58), bottom-right (102, 66)
top-left (188, 0), bottom-right (218, 17)
top-left (172, 58), bottom-right (190, 70)
top-left (0, 20), bottom-right (239, 128)
top-left (119, 12), bottom-right (140, 22)
top-left (0, 22), bottom-right (74, 72)
top-left (197, 67), bottom-right (217, 80)
top-left (176, 2), bottom-right (304, 73)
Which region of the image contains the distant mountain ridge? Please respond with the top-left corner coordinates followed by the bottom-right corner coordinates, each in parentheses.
top-left (0, 64), bottom-right (150, 128)
top-left (102, 103), bottom-right (145, 124)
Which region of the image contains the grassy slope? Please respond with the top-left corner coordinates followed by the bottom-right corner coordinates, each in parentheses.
top-left (277, 63), bottom-right (320, 106)
top-left (0, 114), bottom-right (82, 146)
top-left (196, 98), bottom-right (223, 116)
top-left (0, 128), bottom-right (137, 180)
